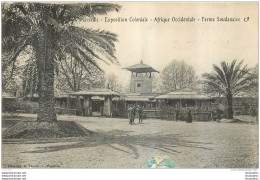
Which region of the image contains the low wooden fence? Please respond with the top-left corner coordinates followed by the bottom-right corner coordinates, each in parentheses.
top-left (55, 107), bottom-right (77, 115)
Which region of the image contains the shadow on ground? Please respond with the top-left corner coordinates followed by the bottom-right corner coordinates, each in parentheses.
top-left (17, 129), bottom-right (213, 159)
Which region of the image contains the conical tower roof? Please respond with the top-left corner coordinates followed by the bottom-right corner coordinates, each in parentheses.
top-left (124, 60), bottom-right (159, 73)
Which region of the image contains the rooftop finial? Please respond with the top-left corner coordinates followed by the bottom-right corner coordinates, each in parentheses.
top-left (140, 60), bottom-right (143, 64)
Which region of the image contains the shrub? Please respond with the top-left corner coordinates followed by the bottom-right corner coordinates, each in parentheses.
top-left (19, 101), bottom-right (39, 114)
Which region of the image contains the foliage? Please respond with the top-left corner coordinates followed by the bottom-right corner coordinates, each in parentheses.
top-left (2, 68), bottom-right (20, 94)
top-left (202, 60), bottom-right (250, 96)
top-left (19, 100), bottom-right (39, 114)
top-left (105, 72), bottom-right (123, 92)
top-left (2, 2), bottom-right (121, 121)
top-left (2, 52), bottom-right (23, 94)
top-left (202, 60), bottom-right (251, 119)
top-left (22, 55), bottom-right (38, 97)
top-left (160, 60), bottom-right (197, 93)
top-left (55, 54), bottom-right (106, 92)
top-left (245, 64), bottom-right (258, 99)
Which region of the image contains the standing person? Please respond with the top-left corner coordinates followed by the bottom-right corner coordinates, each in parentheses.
top-left (128, 105), bottom-right (133, 125)
top-left (138, 105), bottom-right (143, 124)
top-left (175, 109), bottom-right (179, 122)
top-left (132, 104), bottom-right (136, 124)
top-left (216, 107), bottom-right (221, 123)
top-left (194, 108), bottom-right (199, 121)
top-left (187, 108), bottom-right (192, 123)
top-left (208, 107), bottom-right (214, 121)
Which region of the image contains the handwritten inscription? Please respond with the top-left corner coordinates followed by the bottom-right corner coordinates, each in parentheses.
top-left (82, 16), bottom-right (248, 23)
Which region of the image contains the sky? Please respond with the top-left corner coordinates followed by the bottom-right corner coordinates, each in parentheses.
top-left (80, 2), bottom-right (258, 85)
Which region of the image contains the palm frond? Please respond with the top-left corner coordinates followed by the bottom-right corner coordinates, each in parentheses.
top-left (212, 64), bottom-right (227, 86)
top-left (2, 38), bottom-right (29, 69)
top-left (203, 60), bottom-right (252, 99)
top-left (55, 3), bottom-right (121, 24)
top-left (66, 26), bottom-right (118, 63)
top-left (66, 47), bottom-right (94, 74)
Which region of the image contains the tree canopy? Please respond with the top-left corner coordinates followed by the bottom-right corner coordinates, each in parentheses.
top-left (160, 60), bottom-right (197, 93)
top-left (2, 2), bottom-right (121, 121)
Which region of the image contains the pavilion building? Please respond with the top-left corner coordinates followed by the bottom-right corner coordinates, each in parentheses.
top-left (70, 88), bottom-right (121, 117)
top-left (155, 88), bottom-right (213, 121)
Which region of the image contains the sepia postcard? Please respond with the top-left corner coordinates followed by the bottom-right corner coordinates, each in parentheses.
top-left (1, 2), bottom-right (259, 176)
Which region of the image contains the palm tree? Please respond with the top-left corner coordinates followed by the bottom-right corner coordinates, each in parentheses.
top-left (2, 2), bottom-right (121, 122)
top-left (202, 60), bottom-right (251, 119)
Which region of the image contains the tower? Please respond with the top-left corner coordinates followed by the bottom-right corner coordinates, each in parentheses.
top-left (124, 60), bottom-right (159, 94)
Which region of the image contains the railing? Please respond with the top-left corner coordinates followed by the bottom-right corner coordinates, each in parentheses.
top-left (55, 107), bottom-right (77, 115)
top-left (143, 109), bottom-right (160, 118)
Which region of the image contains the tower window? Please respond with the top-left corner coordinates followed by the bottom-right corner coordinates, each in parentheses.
top-left (137, 83), bottom-right (141, 87)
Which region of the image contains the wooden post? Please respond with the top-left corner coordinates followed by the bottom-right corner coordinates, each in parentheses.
top-left (76, 95), bottom-right (81, 116)
top-left (103, 96), bottom-right (112, 117)
top-left (67, 95), bottom-right (71, 115)
top-left (83, 95), bottom-right (92, 116)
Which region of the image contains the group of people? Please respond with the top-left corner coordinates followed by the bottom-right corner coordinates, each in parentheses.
top-left (128, 104), bottom-right (143, 125)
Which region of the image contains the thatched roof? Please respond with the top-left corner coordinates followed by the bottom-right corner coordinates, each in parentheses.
top-left (124, 60), bottom-right (159, 73)
top-left (155, 88), bottom-right (211, 100)
top-left (70, 88), bottom-right (121, 97)
top-left (54, 89), bottom-right (73, 98)
top-left (24, 90), bottom-right (74, 98)
top-left (122, 93), bottom-right (156, 102)
top-left (124, 96), bottom-right (155, 102)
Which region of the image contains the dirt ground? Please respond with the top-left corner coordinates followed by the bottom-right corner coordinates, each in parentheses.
top-left (2, 114), bottom-right (259, 168)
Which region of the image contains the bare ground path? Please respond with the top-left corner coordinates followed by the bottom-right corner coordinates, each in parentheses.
top-left (2, 114), bottom-right (258, 168)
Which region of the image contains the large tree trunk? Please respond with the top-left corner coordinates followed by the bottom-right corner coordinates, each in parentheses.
top-left (226, 93), bottom-right (233, 119)
top-left (34, 30), bottom-right (57, 122)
